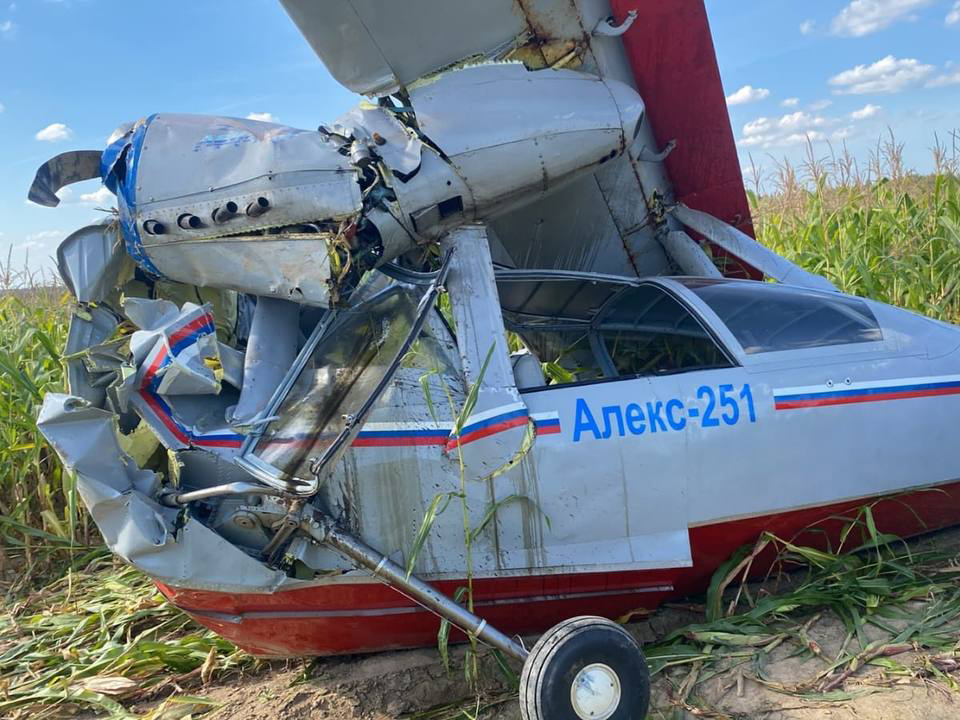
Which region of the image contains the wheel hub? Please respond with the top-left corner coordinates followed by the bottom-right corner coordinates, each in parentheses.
top-left (570, 662), bottom-right (621, 720)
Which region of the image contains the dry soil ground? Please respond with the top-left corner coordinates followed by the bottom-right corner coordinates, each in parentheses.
top-left (187, 607), bottom-right (959, 720)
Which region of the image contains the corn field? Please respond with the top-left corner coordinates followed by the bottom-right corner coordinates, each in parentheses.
top-left (0, 257), bottom-right (84, 592)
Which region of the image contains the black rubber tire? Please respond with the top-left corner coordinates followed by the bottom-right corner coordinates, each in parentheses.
top-left (519, 616), bottom-right (650, 720)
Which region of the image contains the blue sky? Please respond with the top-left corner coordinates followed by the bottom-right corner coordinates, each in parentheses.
top-left (2, 0), bottom-right (958, 276)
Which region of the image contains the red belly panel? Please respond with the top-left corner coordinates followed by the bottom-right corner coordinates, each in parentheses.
top-left (157, 480), bottom-right (960, 656)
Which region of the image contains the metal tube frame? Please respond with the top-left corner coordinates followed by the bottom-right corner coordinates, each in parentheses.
top-left (300, 510), bottom-right (529, 662)
top-left (160, 482), bottom-right (284, 507)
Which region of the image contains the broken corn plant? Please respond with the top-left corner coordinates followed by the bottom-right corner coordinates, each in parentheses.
top-left (645, 503), bottom-right (960, 702)
top-left (0, 557), bottom-right (251, 717)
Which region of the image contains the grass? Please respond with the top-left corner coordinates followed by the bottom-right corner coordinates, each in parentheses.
top-left (2, 133), bottom-right (960, 716)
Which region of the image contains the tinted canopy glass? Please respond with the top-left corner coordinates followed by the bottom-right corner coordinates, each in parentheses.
top-left (682, 279), bottom-right (882, 354)
top-left (596, 285), bottom-right (731, 376)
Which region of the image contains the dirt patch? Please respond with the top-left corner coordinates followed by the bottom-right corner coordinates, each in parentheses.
top-left (184, 606), bottom-right (959, 720)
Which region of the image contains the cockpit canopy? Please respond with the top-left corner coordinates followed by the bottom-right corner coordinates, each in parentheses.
top-left (497, 272), bottom-right (886, 387)
top-left (679, 278), bottom-right (882, 354)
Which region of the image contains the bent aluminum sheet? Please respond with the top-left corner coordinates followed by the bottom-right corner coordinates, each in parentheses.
top-left (56, 223), bottom-right (125, 303)
top-left (671, 203), bottom-right (837, 292)
top-left (37, 394), bottom-right (291, 592)
top-left (65, 305), bottom-right (119, 408)
top-left (28, 150), bottom-right (103, 207)
top-left (124, 297), bottom-right (245, 454)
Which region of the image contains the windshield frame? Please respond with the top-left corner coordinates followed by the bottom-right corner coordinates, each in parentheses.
top-left (237, 252), bottom-right (453, 493)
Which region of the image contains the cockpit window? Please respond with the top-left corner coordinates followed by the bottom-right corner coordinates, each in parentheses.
top-left (681, 279), bottom-right (882, 354)
top-left (596, 285), bottom-right (732, 376)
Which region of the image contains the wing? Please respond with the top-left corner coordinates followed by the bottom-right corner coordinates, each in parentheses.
top-left (281, 0), bottom-right (771, 282)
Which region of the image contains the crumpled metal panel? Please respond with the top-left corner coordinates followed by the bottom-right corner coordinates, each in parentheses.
top-left (56, 223), bottom-right (125, 303)
top-left (333, 103), bottom-right (423, 176)
top-left (129, 301), bottom-right (221, 396)
top-left (28, 150), bottom-right (103, 207)
top-left (38, 395), bottom-right (158, 496)
top-left (142, 234), bottom-right (336, 306)
top-left (123, 297), bottom-right (244, 454)
top-left (64, 305), bottom-right (119, 408)
top-left (37, 394), bottom-right (291, 592)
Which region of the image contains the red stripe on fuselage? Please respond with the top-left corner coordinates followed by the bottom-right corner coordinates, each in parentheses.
top-left (352, 435), bottom-right (448, 447)
top-left (157, 478), bottom-right (960, 657)
top-left (140, 346), bottom-right (169, 390)
top-left (776, 385), bottom-right (960, 410)
top-left (168, 314), bottom-right (214, 349)
top-left (445, 415), bottom-right (529, 451)
top-left (141, 391), bottom-right (191, 445)
top-left (535, 424), bottom-right (562, 436)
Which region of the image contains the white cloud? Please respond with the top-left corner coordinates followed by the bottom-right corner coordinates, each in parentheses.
top-left (23, 230), bottom-right (62, 246)
top-left (829, 55), bottom-right (934, 94)
top-left (35, 122), bottom-right (73, 142)
top-left (0, 19), bottom-right (13, 34)
top-left (927, 69), bottom-right (960, 87)
top-left (833, 126), bottom-right (855, 140)
top-left (739, 111), bottom-right (834, 149)
top-left (831, 0), bottom-right (932, 37)
top-left (0, 100), bottom-right (4, 113)
top-left (781, 97), bottom-right (800, 108)
top-left (947, 1), bottom-right (960, 24)
top-left (851, 103), bottom-right (882, 119)
top-left (79, 187), bottom-right (114, 205)
top-left (246, 112), bottom-right (277, 123)
top-left (809, 99), bottom-right (833, 111)
top-left (800, 19), bottom-right (816, 34)
top-left (725, 85), bottom-right (770, 106)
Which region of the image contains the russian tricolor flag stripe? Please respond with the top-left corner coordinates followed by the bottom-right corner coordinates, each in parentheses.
top-left (531, 411), bottom-right (562, 436)
top-left (351, 406), bottom-right (563, 448)
top-left (774, 374), bottom-right (960, 410)
top-left (169, 314), bottom-right (216, 355)
top-left (137, 323), bottom-right (243, 450)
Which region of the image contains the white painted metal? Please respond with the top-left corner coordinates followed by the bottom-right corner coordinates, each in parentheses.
top-left (671, 203), bottom-right (837, 291)
top-left (229, 297), bottom-right (300, 424)
top-left (441, 224), bottom-right (528, 478)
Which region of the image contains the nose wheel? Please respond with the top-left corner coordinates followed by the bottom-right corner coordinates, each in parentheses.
top-left (301, 514), bottom-right (650, 718)
top-left (520, 616), bottom-right (650, 720)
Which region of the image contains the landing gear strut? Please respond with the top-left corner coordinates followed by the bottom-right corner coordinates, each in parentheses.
top-left (301, 511), bottom-right (651, 719)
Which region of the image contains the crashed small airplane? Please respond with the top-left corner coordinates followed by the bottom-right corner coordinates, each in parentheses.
top-left (31, 1), bottom-right (960, 717)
